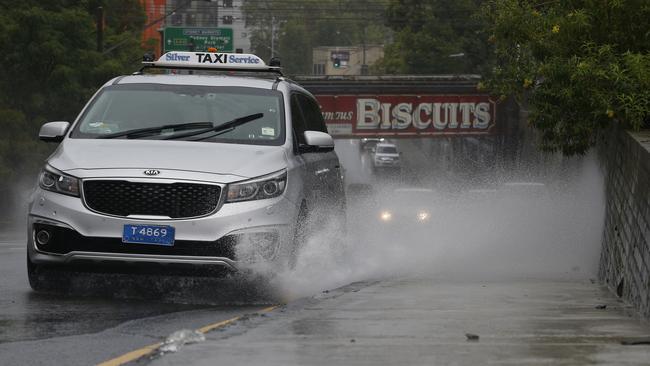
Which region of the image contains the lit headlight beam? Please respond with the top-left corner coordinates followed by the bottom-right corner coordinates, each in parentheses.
top-left (380, 211), bottom-right (392, 222)
top-left (417, 211), bottom-right (430, 222)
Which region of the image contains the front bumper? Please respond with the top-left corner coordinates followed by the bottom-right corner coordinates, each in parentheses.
top-left (27, 187), bottom-right (297, 271)
top-left (373, 160), bottom-right (401, 168)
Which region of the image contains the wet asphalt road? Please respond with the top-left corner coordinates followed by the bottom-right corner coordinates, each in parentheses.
top-left (0, 139), bottom-right (628, 365)
top-left (0, 139), bottom-right (373, 366)
top-left (150, 278), bottom-right (650, 366)
top-left (0, 230), bottom-right (279, 366)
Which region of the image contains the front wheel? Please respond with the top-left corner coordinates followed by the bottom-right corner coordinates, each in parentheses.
top-left (27, 255), bottom-right (70, 293)
top-left (288, 203), bottom-right (309, 270)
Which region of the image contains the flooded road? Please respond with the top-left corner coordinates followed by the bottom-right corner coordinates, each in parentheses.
top-left (0, 230), bottom-right (275, 365)
top-left (0, 137), bottom-right (630, 366)
top-left (149, 278), bottom-right (650, 366)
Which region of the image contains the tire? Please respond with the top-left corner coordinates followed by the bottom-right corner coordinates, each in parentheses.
top-left (330, 202), bottom-right (349, 259)
top-left (288, 202), bottom-right (309, 269)
top-left (27, 255), bottom-right (70, 293)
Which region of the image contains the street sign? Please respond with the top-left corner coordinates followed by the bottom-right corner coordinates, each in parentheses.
top-left (163, 27), bottom-right (233, 52)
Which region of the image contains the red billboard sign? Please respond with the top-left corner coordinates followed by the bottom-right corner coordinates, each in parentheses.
top-left (315, 95), bottom-right (496, 137)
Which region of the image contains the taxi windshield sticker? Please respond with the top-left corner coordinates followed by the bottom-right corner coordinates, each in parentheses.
top-left (261, 127), bottom-right (275, 136)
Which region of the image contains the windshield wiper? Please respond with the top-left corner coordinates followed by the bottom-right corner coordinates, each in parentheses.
top-left (98, 122), bottom-right (214, 139)
top-left (162, 113), bottom-right (264, 141)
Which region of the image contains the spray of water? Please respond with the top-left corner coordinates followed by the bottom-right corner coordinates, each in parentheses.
top-left (265, 140), bottom-right (606, 300)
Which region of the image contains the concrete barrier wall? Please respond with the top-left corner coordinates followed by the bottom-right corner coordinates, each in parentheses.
top-left (599, 129), bottom-right (650, 318)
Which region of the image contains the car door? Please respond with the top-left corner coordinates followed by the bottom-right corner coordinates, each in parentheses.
top-left (294, 93), bottom-right (344, 212)
top-left (290, 93), bottom-right (321, 210)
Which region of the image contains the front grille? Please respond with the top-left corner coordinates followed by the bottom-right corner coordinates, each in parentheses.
top-left (83, 180), bottom-right (221, 218)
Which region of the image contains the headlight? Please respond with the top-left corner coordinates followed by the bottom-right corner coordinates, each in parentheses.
top-left (380, 210), bottom-right (392, 222)
top-left (226, 170), bottom-right (287, 203)
top-left (417, 211), bottom-right (430, 222)
top-left (39, 167), bottom-right (79, 197)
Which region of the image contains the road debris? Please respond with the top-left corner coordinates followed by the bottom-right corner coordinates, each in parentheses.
top-left (465, 333), bottom-right (480, 341)
top-left (595, 304), bottom-right (607, 310)
top-left (160, 329), bottom-right (206, 353)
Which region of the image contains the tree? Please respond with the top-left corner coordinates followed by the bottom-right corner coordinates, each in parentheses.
top-left (376, 0), bottom-right (491, 75)
top-left (0, 0), bottom-right (145, 214)
top-left (481, 0), bottom-right (650, 155)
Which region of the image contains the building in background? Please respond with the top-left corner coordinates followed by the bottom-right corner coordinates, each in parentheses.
top-left (140, 0), bottom-right (167, 56)
top-left (140, 0), bottom-right (251, 57)
top-left (166, 0), bottom-right (250, 53)
top-left (312, 45), bottom-right (384, 76)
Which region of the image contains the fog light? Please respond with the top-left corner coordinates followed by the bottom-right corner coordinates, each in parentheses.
top-left (36, 230), bottom-right (51, 246)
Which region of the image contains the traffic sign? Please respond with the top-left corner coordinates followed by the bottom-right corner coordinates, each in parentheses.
top-left (163, 27), bottom-right (233, 52)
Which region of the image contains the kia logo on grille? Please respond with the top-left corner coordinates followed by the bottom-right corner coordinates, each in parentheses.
top-left (143, 169), bottom-right (160, 176)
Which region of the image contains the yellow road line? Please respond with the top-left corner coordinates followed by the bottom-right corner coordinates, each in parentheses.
top-left (96, 343), bottom-right (163, 366)
top-left (197, 305), bottom-right (278, 334)
top-left (96, 305), bottom-right (279, 366)
top-left (197, 315), bottom-right (241, 334)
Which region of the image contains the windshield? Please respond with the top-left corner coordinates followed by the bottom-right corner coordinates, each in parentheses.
top-left (71, 84), bottom-right (285, 146)
top-left (377, 146), bottom-right (398, 154)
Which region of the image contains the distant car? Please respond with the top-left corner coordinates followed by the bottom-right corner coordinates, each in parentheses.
top-left (376, 188), bottom-right (435, 226)
top-left (353, 187), bottom-right (439, 244)
top-left (372, 142), bottom-right (401, 171)
top-left (360, 137), bottom-right (385, 150)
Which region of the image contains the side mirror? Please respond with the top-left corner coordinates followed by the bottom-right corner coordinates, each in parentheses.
top-left (39, 121), bottom-right (70, 142)
top-left (303, 131), bottom-right (334, 151)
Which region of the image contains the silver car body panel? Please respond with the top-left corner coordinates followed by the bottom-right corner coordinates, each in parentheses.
top-left (50, 139), bottom-right (288, 180)
top-left (30, 249), bottom-right (239, 271)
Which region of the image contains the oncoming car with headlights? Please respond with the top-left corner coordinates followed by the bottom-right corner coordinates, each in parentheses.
top-left (27, 52), bottom-right (345, 290)
top-left (377, 188), bottom-right (435, 226)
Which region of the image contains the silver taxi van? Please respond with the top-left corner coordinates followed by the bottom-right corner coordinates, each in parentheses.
top-left (27, 52), bottom-right (345, 290)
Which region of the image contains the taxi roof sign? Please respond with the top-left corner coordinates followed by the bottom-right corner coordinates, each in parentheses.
top-left (141, 51), bottom-right (282, 75)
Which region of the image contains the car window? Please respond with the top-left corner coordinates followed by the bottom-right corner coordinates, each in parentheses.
top-left (296, 94), bottom-right (327, 133)
top-left (377, 146), bottom-right (398, 154)
top-left (290, 94), bottom-right (307, 145)
top-left (71, 84), bottom-right (285, 146)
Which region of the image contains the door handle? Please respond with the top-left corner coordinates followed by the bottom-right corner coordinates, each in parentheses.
top-left (315, 168), bottom-right (330, 175)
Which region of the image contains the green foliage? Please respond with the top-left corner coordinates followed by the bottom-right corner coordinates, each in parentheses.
top-left (0, 0), bottom-right (145, 211)
top-left (481, 0), bottom-right (650, 155)
top-left (242, 0), bottom-right (388, 75)
top-left (376, 0), bottom-right (491, 74)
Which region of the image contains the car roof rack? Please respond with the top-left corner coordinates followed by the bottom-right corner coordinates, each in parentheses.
top-left (137, 51), bottom-right (283, 76)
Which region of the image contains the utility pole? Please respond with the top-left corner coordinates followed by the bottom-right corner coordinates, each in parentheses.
top-left (270, 16), bottom-right (276, 58)
top-left (96, 6), bottom-right (104, 52)
top-left (361, 25), bottom-right (368, 75)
